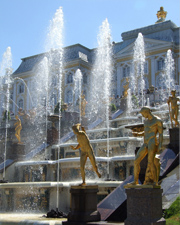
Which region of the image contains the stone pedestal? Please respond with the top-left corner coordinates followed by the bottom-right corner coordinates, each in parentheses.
top-left (10, 143), bottom-right (26, 160)
top-left (120, 97), bottom-right (127, 111)
top-left (47, 127), bottom-right (59, 145)
top-left (169, 127), bottom-right (179, 154)
top-left (125, 187), bottom-right (166, 225)
top-left (63, 185), bottom-right (101, 225)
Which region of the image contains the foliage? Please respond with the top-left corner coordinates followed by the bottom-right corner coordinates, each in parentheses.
top-left (110, 103), bottom-right (116, 112)
top-left (166, 214), bottom-right (180, 225)
top-left (3, 110), bottom-right (11, 121)
top-left (131, 94), bottom-right (139, 108)
top-left (54, 102), bottom-right (60, 114)
top-left (163, 196), bottom-right (180, 225)
top-left (54, 100), bottom-right (67, 113)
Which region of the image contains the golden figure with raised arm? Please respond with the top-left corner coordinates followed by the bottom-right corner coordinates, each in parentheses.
top-left (126, 107), bottom-right (163, 187)
top-left (71, 124), bottom-right (101, 186)
top-left (14, 115), bottom-right (23, 144)
top-left (167, 90), bottom-right (179, 128)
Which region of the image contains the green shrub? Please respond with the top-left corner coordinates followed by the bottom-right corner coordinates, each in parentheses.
top-left (110, 103), bottom-right (116, 112)
top-left (3, 110), bottom-right (11, 121)
top-left (164, 196), bottom-right (180, 219)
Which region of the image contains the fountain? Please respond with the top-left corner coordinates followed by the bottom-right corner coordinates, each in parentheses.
top-left (73, 68), bottom-right (83, 123)
top-left (130, 32), bottom-right (146, 108)
top-left (164, 49), bottom-right (175, 97)
top-left (0, 6), bottom-right (179, 225)
top-left (0, 47), bottom-right (13, 182)
top-left (90, 18), bottom-right (113, 179)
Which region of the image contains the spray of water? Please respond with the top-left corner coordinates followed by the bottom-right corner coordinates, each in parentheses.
top-left (45, 6), bottom-right (64, 211)
top-left (164, 49), bottom-right (175, 96)
top-left (127, 88), bottom-right (132, 116)
top-left (0, 47), bottom-right (12, 77)
top-left (0, 47), bottom-right (12, 180)
top-left (14, 77), bottom-right (34, 108)
top-left (90, 18), bottom-right (113, 178)
top-left (74, 69), bottom-right (83, 123)
top-left (131, 33), bottom-right (145, 107)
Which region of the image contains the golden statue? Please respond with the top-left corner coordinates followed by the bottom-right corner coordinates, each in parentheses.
top-left (14, 115), bottom-right (23, 144)
top-left (167, 89), bottom-right (180, 128)
top-left (156, 7), bottom-right (167, 23)
top-left (80, 94), bottom-right (87, 117)
top-left (70, 124), bottom-right (101, 186)
top-left (125, 107), bottom-right (163, 187)
top-left (123, 78), bottom-right (129, 98)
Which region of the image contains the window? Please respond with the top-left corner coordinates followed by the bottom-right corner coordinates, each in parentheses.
top-left (50, 94), bottom-right (57, 106)
top-left (123, 65), bottom-right (130, 77)
top-left (137, 62), bottom-right (148, 74)
top-left (157, 58), bottom-right (165, 71)
top-left (41, 96), bottom-right (46, 106)
top-left (144, 61), bottom-right (148, 74)
top-left (31, 80), bottom-right (36, 92)
top-left (67, 90), bottom-right (73, 103)
top-left (18, 99), bottom-right (23, 109)
top-left (18, 83), bottom-right (24, 94)
top-left (83, 73), bottom-right (88, 84)
top-left (10, 91), bottom-right (13, 100)
top-left (52, 76), bottom-right (57, 86)
top-left (67, 72), bottom-right (73, 84)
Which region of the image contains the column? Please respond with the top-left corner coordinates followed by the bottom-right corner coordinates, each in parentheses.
top-left (151, 56), bottom-right (156, 87)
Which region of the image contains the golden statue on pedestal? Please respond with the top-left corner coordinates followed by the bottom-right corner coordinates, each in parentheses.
top-left (14, 115), bottom-right (23, 144)
top-left (156, 7), bottom-right (167, 23)
top-left (70, 124), bottom-right (101, 186)
top-left (167, 90), bottom-right (180, 128)
top-left (125, 107), bottom-right (163, 188)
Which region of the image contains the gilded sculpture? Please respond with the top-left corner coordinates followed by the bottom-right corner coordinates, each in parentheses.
top-left (156, 7), bottom-right (167, 23)
top-left (80, 93), bottom-right (87, 117)
top-left (125, 106), bottom-right (163, 187)
top-left (123, 78), bottom-right (129, 98)
top-left (70, 124), bottom-right (101, 186)
top-left (14, 115), bottom-right (23, 144)
top-left (167, 90), bottom-right (179, 128)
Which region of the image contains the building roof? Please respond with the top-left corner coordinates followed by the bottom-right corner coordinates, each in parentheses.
top-left (13, 20), bottom-right (179, 75)
top-left (13, 44), bottom-right (92, 75)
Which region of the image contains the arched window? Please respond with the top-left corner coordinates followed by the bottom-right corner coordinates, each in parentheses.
top-left (18, 99), bottom-right (24, 109)
top-left (83, 73), bottom-right (88, 84)
top-left (18, 83), bottom-right (24, 94)
top-left (157, 58), bottom-right (165, 71)
top-left (123, 65), bottom-right (130, 77)
top-left (137, 61), bottom-right (148, 74)
top-left (67, 90), bottom-right (73, 103)
top-left (67, 72), bottom-right (73, 84)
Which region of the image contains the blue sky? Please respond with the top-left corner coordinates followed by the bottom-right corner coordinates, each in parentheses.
top-left (0, 0), bottom-right (179, 72)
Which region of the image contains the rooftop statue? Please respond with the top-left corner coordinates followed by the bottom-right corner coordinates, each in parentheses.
top-left (71, 124), bottom-right (101, 186)
top-left (167, 89), bottom-right (180, 128)
top-left (156, 6), bottom-right (167, 23)
top-left (14, 115), bottom-right (23, 144)
top-left (125, 106), bottom-right (163, 187)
